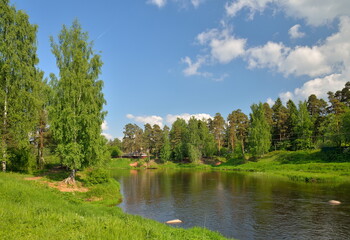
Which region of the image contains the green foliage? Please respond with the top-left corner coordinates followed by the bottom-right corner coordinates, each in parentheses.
top-left (85, 168), bottom-right (110, 185)
top-left (0, 0), bottom-right (41, 171)
top-left (294, 101), bottom-right (313, 150)
top-left (187, 144), bottom-right (201, 163)
top-left (248, 103), bottom-right (271, 157)
top-left (109, 146), bottom-right (122, 158)
top-left (342, 110), bottom-right (350, 144)
top-left (49, 20), bottom-right (107, 173)
top-left (122, 123), bottom-right (143, 153)
top-left (160, 128), bottom-right (171, 162)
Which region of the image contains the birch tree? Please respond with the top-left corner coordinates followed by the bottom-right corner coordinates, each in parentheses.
top-left (50, 20), bottom-right (107, 183)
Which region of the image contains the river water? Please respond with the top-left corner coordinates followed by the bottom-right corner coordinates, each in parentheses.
top-left (113, 169), bottom-right (350, 240)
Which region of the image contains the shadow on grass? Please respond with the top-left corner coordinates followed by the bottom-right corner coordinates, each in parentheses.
top-left (33, 164), bottom-right (86, 183)
top-left (275, 148), bottom-right (350, 164)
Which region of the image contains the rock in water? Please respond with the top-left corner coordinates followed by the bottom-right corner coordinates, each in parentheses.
top-left (166, 219), bottom-right (182, 224)
top-left (328, 200), bottom-right (341, 205)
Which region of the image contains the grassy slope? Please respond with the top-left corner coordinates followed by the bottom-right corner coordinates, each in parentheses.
top-left (111, 150), bottom-right (350, 183)
top-left (0, 172), bottom-right (229, 240)
top-left (215, 150), bottom-right (350, 183)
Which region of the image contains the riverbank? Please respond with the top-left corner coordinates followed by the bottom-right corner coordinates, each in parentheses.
top-left (110, 150), bottom-right (350, 183)
top-left (0, 171), bottom-right (229, 240)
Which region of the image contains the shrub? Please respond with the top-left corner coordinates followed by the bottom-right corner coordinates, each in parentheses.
top-left (86, 168), bottom-right (110, 185)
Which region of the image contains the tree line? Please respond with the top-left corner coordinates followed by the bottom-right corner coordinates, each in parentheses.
top-left (116, 82), bottom-right (350, 162)
top-left (0, 1), bottom-right (107, 182)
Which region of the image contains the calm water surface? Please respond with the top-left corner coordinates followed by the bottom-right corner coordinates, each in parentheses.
top-left (113, 169), bottom-right (350, 240)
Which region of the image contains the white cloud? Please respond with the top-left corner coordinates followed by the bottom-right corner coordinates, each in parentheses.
top-left (279, 91), bottom-right (293, 104)
top-left (126, 114), bottom-right (164, 127)
top-left (247, 41), bottom-right (287, 70)
top-left (196, 27), bottom-right (246, 64)
top-left (148, 0), bottom-right (166, 8)
top-left (248, 17), bottom-right (350, 78)
top-left (279, 74), bottom-right (347, 103)
top-left (101, 132), bottom-right (114, 141)
top-left (101, 120), bottom-right (113, 140)
top-left (182, 56), bottom-right (210, 77)
top-left (166, 113), bottom-right (213, 125)
top-left (225, 0), bottom-right (273, 19)
top-left (101, 120), bottom-right (108, 131)
top-left (225, 0), bottom-right (350, 26)
top-left (288, 24), bottom-right (305, 39)
top-left (266, 97), bottom-right (275, 106)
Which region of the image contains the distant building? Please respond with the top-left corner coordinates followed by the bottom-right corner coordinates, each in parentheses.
top-left (122, 151), bottom-right (148, 159)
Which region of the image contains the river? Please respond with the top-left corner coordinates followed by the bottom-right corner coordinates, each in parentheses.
top-left (113, 169), bottom-right (350, 239)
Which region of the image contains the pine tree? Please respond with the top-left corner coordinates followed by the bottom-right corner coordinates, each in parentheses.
top-left (212, 113), bottom-right (225, 154)
top-left (0, 0), bottom-right (41, 172)
top-left (227, 109), bottom-right (248, 157)
top-left (50, 20), bottom-right (107, 183)
top-left (271, 98), bottom-right (289, 149)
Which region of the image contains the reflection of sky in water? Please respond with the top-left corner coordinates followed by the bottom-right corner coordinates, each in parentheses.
top-left (114, 170), bottom-right (350, 240)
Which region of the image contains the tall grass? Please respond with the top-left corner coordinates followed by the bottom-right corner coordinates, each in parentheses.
top-left (0, 172), bottom-right (229, 240)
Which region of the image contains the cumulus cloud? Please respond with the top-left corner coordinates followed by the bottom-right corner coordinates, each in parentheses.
top-left (127, 114), bottom-right (164, 127)
top-left (279, 74), bottom-right (347, 103)
top-left (247, 43), bottom-right (331, 77)
top-left (197, 27), bottom-right (246, 63)
top-left (248, 17), bottom-right (350, 78)
top-left (166, 113), bottom-right (213, 125)
top-left (248, 43), bottom-right (329, 77)
top-left (288, 24), bottom-right (305, 39)
top-left (225, 0), bottom-right (350, 26)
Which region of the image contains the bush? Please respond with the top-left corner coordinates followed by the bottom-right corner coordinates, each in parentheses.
top-left (86, 168), bottom-right (110, 185)
top-left (109, 146), bottom-right (122, 158)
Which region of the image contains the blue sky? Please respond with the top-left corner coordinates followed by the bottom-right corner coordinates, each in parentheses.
top-left (11, 0), bottom-right (350, 140)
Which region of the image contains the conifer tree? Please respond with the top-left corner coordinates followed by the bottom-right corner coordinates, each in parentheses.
top-left (50, 20), bottom-right (107, 183)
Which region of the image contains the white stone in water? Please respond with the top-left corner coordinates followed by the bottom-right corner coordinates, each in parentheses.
top-left (328, 200), bottom-right (341, 205)
top-left (166, 219), bottom-right (182, 224)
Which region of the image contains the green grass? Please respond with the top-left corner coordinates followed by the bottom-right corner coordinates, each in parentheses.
top-left (215, 150), bottom-right (350, 183)
top-left (0, 172), bottom-right (229, 240)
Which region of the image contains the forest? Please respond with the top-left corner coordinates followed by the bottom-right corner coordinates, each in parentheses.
top-left (1, 0), bottom-right (350, 180)
top-left (114, 82), bottom-right (350, 163)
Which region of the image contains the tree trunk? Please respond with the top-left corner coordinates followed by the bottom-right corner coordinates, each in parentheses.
top-left (37, 119), bottom-right (45, 169)
top-left (241, 139), bottom-right (245, 160)
top-left (2, 92), bottom-right (8, 172)
top-left (1, 160), bottom-right (5, 172)
top-left (63, 169), bottom-right (76, 185)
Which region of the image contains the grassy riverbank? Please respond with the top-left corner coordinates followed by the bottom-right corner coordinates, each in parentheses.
top-left (110, 149), bottom-right (350, 183)
top-left (0, 171), bottom-right (229, 240)
top-left (216, 150), bottom-right (350, 183)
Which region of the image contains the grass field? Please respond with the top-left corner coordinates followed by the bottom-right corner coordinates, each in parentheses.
top-left (0, 172), bottom-right (229, 240)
